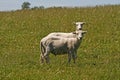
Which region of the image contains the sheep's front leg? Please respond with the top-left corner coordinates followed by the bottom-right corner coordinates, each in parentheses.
top-left (72, 52), bottom-right (76, 63)
top-left (68, 51), bottom-right (72, 63)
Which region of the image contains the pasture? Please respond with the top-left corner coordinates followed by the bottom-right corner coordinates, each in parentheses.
top-left (0, 5), bottom-right (120, 80)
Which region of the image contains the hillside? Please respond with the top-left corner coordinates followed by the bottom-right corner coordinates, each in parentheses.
top-left (0, 5), bottom-right (120, 80)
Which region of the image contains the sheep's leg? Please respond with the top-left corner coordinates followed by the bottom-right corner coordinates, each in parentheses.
top-left (44, 47), bottom-right (50, 63)
top-left (44, 53), bottom-right (49, 63)
top-left (40, 54), bottom-right (44, 63)
top-left (45, 55), bottom-right (49, 63)
top-left (40, 42), bottom-right (46, 63)
top-left (44, 52), bottom-right (50, 63)
top-left (72, 53), bottom-right (76, 63)
top-left (72, 51), bottom-right (77, 63)
top-left (68, 51), bottom-right (72, 63)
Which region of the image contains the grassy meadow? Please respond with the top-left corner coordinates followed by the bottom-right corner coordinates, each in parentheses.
top-left (0, 5), bottom-right (120, 80)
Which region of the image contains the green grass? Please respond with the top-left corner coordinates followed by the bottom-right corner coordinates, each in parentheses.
top-left (0, 5), bottom-right (120, 80)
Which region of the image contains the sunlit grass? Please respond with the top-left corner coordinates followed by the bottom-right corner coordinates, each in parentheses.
top-left (0, 5), bottom-right (120, 80)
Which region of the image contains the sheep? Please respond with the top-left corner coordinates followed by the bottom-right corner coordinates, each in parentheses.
top-left (40, 30), bottom-right (87, 63)
top-left (45, 22), bottom-right (85, 38)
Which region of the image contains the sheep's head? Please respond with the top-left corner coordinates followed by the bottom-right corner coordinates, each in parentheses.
top-left (73, 30), bottom-right (87, 39)
top-left (75, 22), bottom-right (85, 30)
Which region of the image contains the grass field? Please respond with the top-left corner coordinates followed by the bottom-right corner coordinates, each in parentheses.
top-left (0, 5), bottom-right (120, 80)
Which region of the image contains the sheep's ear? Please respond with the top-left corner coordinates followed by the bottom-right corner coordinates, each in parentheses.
top-left (72, 31), bottom-right (77, 34)
top-left (82, 22), bottom-right (86, 24)
top-left (82, 31), bottom-right (87, 34)
top-left (73, 22), bottom-right (76, 24)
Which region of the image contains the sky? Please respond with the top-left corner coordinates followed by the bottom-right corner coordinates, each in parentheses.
top-left (0, 0), bottom-right (120, 11)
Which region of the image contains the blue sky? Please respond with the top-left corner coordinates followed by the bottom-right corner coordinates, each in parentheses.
top-left (0, 0), bottom-right (120, 11)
